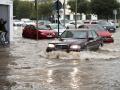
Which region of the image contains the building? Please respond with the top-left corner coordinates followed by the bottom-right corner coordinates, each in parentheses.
top-left (0, 0), bottom-right (13, 42)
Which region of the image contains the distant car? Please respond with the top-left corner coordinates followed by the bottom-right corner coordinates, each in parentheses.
top-left (46, 29), bottom-right (103, 53)
top-left (46, 23), bottom-right (66, 36)
top-left (98, 20), bottom-right (116, 33)
top-left (23, 20), bottom-right (36, 27)
top-left (13, 19), bottom-right (24, 26)
top-left (65, 20), bottom-right (84, 29)
top-left (83, 20), bottom-right (98, 24)
top-left (108, 20), bottom-right (119, 28)
top-left (22, 25), bottom-right (56, 39)
top-left (79, 24), bottom-right (114, 43)
top-left (38, 20), bottom-right (51, 25)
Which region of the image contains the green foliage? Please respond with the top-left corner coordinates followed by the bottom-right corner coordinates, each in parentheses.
top-left (38, 1), bottom-right (53, 19)
top-left (13, 0), bottom-right (20, 17)
top-left (67, 0), bottom-right (90, 14)
top-left (67, 0), bottom-right (76, 13)
top-left (13, 0), bottom-right (53, 19)
top-left (91, 0), bottom-right (120, 19)
top-left (15, 1), bottom-right (34, 19)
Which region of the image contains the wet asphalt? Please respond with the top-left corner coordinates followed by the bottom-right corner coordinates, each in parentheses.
top-left (0, 26), bottom-right (120, 90)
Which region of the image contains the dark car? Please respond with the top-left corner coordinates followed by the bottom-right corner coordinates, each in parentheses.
top-left (78, 24), bottom-right (114, 43)
top-left (46, 29), bottom-right (103, 53)
top-left (98, 20), bottom-right (116, 33)
top-left (22, 25), bottom-right (56, 39)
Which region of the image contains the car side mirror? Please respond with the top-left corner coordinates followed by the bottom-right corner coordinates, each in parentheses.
top-left (88, 37), bottom-right (94, 41)
top-left (59, 37), bottom-right (63, 41)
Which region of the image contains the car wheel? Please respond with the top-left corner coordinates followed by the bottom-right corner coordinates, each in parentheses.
top-left (101, 41), bottom-right (104, 47)
top-left (86, 46), bottom-right (90, 51)
top-left (46, 48), bottom-right (52, 52)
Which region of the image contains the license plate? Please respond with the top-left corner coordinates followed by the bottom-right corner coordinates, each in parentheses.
top-left (47, 35), bottom-right (52, 37)
top-left (110, 29), bottom-right (113, 30)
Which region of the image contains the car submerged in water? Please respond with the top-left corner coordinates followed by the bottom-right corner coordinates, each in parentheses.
top-left (46, 29), bottom-right (103, 53)
top-left (78, 24), bottom-right (114, 43)
top-left (22, 25), bottom-right (56, 39)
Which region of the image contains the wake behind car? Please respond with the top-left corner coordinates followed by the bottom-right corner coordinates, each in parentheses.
top-left (46, 29), bottom-right (103, 53)
top-left (22, 25), bottom-right (56, 39)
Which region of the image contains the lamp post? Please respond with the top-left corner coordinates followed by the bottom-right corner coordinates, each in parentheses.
top-left (75, 0), bottom-right (77, 29)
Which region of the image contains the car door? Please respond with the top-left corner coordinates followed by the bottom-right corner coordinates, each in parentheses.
top-left (87, 30), bottom-right (100, 50)
top-left (30, 25), bottom-right (38, 39)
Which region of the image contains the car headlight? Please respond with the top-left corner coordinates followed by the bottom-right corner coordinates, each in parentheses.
top-left (48, 44), bottom-right (55, 48)
top-left (103, 27), bottom-right (106, 29)
top-left (70, 45), bottom-right (81, 49)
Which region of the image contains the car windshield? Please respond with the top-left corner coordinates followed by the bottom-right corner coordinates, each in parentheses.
top-left (50, 24), bottom-right (65, 29)
top-left (37, 25), bottom-right (49, 30)
top-left (61, 30), bottom-right (87, 39)
top-left (38, 20), bottom-right (51, 25)
top-left (88, 25), bottom-right (106, 31)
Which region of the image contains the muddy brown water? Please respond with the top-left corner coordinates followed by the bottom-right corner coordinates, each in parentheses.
top-left (0, 26), bottom-right (120, 90)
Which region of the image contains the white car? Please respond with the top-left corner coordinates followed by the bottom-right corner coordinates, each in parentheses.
top-left (108, 20), bottom-right (119, 28)
top-left (23, 20), bottom-right (36, 27)
top-left (65, 20), bottom-right (84, 29)
top-left (46, 23), bottom-right (66, 36)
top-left (13, 19), bottom-right (24, 26)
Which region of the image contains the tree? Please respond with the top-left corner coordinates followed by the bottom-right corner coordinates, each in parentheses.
top-left (16, 1), bottom-right (34, 19)
top-left (67, 0), bottom-right (90, 14)
top-left (13, 0), bottom-right (20, 17)
top-left (90, 0), bottom-right (120, 19)
top-left (37, 0), bottom-right (53, 20)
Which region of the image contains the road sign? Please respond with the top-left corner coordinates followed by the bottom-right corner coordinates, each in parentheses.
top-left (113, 9), bottom-right (117, 15)
top-left (53, 0), bottom-right (62, 10)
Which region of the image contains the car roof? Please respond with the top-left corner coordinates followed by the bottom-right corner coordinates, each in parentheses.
top-left (65, 28), bottom-right (93, 31)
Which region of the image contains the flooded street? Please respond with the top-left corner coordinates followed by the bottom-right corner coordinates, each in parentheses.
top-left (0, 26), bottom-right (120, 90)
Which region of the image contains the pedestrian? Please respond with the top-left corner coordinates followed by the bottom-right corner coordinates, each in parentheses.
top-left (0, 18), bottom-right (8, 41)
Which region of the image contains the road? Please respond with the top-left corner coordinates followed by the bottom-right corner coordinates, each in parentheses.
top-left (0, 26), bottom-right (120, 90)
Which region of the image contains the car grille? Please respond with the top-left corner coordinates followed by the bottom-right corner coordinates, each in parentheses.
top-left (55, 44), bottom-right (68, 49)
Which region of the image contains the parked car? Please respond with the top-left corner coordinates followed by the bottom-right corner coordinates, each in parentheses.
top-left (46, 23), bottom-right (66, 36)
top-left (23, 20), bottom-right (36, 27)
top-left (65, 20), bottom-right (84, 29)
top-left (38, 20), bottom-right (51, 25)
top-left (98, 20), bottom-right (116, 33)
top-left (13, 19), bottom-right (24, 26)
top-left (78, 24), bottom-right (114, 43)
top-left (22, 25), bottom-right (56, 39)
top-left (46, 29), bottom-right (103, 53)
top-left (108, 20), bottom-right (119, 28)
top-left (83, 20), bottom-right (98, 24)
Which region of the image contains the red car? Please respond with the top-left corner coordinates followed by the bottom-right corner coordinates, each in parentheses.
top-left (22, 25), bottom-right (56, 39)
top-left (78, 24), bottom-right (114, 43)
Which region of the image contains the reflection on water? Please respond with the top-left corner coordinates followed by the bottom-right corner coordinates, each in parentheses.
top-left (5, 27), bottom-right (120, 89)
top-left (70, 67), bottom-right (80, 89)
top-left (47, 69), bottom-right (54, 83)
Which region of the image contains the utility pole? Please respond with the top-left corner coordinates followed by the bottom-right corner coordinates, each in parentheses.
top-left (63, 0), bottom-right (66, 26)
top-left (75, 0), bottom-right (77, 29)
top-left (35, 0), bottom-right (38, 40)
top-left (57, 0), bottom-right (60, 37)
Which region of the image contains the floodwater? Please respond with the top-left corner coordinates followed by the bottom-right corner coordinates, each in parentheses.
top-left (0, 26), bottom-right (120, 90)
